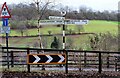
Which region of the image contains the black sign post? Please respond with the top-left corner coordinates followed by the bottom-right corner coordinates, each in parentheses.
top-left (0, 2), bottom-right (11, 69)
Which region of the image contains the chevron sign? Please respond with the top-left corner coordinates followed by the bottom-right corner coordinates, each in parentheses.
top-left (27, 54), bottom-right (66, 64)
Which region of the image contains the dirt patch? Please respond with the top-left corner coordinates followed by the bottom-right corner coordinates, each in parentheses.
top-left (1, 71), bottom-right (120, 78)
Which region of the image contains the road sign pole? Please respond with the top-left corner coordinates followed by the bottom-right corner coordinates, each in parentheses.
top-left (2, 18), bottom-right (9, 69)
top-left (0, 2), bottom-right (11, 69)
top-left (6, 33), bottom-right (9, 69)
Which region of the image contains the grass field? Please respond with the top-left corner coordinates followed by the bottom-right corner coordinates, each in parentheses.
top-left (84, 20), bottom-right (118, 35)
top-left (1, 20), bottom-right (118, 36)
top-left (0, 20), bottom-right (118, 49)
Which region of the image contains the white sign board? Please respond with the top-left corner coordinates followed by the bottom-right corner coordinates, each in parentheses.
top-left (39, 20), bottom-right (89, 25)
top-left (67, 20), bottom-right (89, 25)
top-left (0, 26), bottom-right (10, 33)
top-left (49, 16), bottom-right (65, 20)
top-left (40, 20), bottom-right (64, 25)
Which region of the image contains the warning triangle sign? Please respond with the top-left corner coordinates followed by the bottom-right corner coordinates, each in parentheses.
top-left (0, 2), bottom-right (11, 18)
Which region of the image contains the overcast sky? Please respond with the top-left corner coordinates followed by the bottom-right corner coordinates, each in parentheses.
top-left (1, 0), bottom-right (120, 11)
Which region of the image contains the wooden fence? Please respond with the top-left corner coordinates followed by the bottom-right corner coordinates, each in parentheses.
top-left (1, 47), bottom-right (120, 73)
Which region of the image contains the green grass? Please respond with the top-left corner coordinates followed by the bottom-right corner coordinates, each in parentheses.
top-left (0, 20), bottom-right (118, 48)
top-left (2, 37), bottom-right (39, 47)
top-left (4, 26), bottom-right (63, 36)
top-left (27, 26), bottom-right (62, 35)
top-left (7, 20), bottom-right (118, 36)
top-left (84, 20), bottom-right (118, 35)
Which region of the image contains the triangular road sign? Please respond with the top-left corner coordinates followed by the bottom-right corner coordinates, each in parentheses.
top-left (0, 2), bottom-right (11, 18)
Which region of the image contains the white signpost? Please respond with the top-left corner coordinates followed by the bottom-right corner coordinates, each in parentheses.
top-left (40, 16), bottom-right (89, 25)
top-left (40, 20), bottom-right (64, 25)
top-left (49, 16), bottom-right (65, 20)
top-left (39, 19), bottom-right (89, 25)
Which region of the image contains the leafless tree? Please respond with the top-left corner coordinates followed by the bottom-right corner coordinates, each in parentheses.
top-left (33, 0), bottom-right (56, 49)
top-left (33, 0), bottom-right (56, 70)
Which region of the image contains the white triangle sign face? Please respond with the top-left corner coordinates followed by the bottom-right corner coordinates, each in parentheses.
top-left (0, 2), bottom-right (11, 18)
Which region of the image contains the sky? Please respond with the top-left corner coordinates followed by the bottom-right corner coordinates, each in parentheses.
top-left (1, 0), bottom-right (120, 11)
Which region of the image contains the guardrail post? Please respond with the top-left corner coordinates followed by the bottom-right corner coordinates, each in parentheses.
top-left (27, 48), bottom-right (30, 73)
top-left (98, 52), bottom-right (102, 73)
top-left (11, 51), bottom-right (14, 67)
top-left (65, 50), bottom-right (68, 74)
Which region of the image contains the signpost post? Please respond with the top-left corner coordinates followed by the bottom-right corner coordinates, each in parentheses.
top-left (0, 2), bottom-right (11, 69)
top-left (61, 11), bottom-right (68, 74)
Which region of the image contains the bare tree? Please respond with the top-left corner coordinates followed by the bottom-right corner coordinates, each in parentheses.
top-left (33, 0), bottom-right (56, 70)
top-left (33, 0), bottom-right (55, 49)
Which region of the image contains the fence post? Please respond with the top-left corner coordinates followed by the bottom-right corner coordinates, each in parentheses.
top-left (27, 48), bottom-right (30, 73)
top-left (116, 56), bottom-right (120, 71)
top-left (98, 52), bottom-right (102, 73)
top-left (115, 57), bottom-right (117, 71)
top-left (65, 50), bottom-right (68, 74)
top-left (84, 52), bottom-right (87, 67)
top-left (107, 53), bottom-right (109, 68)
top-left (11, 51), bottom-right (14, 67)
top-left (2, 48), bottom-right (4, 66)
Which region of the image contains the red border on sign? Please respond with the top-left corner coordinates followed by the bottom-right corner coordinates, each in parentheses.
top-left (0, 2), bottom-right (11, 18)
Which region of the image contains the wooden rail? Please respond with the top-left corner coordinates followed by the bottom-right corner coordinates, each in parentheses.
top-left (1, 47), bottom-right (120, 73)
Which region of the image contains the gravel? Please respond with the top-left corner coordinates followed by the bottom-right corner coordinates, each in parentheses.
top-left (1, 71), bottom-right (120, 78)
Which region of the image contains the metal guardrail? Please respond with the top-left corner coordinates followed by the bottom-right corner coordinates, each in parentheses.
top-left (1, 47), bottom-right (120, 73)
